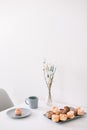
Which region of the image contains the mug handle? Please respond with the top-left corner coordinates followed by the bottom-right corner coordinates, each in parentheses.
top-left (25, 98), bottom-right (29, 105)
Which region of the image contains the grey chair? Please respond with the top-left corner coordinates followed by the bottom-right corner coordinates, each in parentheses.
top-left (0, 88), bottom-right (14, 112)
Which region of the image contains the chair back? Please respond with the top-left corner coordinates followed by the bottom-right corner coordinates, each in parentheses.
top-left (0, 89), bottom-right (14, 111)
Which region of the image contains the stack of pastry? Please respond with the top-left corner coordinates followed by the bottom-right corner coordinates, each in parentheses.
top-left (45, 106), bottom-right (84, 123)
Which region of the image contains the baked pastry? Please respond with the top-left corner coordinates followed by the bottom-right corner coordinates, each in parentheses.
top-left (51, 106), bottom-right (60, 115)
top-left (64, 106), bottom-right (70, 113)
top-left (74, 107), bottom-right (83, 115)
top-left (59, 109), bottom-right (66, 114)
top-left (70, 107), bottom-right (77, 116)
top-left (52, 114), bottom-right (60, 122)
top-left (74, 107), bottom-right (80, 113)
top-left (59, 114), bottom-right (67, 121)
top-left (77, 108), bottom-right (84, 116)
top-left (15, 108), bottom-right (22, 116)
top-left (45, 111), bottom-right (54, 119)
top-left (67, 111), bottom-right (75, 119)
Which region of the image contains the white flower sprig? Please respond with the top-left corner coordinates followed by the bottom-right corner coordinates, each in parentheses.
top-left (43, 61), bottom-right (56, 89)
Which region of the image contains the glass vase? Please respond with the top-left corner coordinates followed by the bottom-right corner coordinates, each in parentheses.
top-left (47, 87), bottom-right (52, 106)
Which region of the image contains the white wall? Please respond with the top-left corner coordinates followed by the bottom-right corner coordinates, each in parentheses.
top-left (0, 0), bottom-right (87, 107)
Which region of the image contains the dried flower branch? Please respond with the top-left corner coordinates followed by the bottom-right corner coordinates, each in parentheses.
top-left (43, 60), bottom-right (56, 89)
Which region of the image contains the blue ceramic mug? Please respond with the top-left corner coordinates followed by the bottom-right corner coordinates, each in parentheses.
top-left (25, 96), bottom-right (38, 109)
